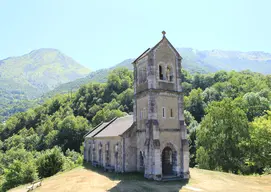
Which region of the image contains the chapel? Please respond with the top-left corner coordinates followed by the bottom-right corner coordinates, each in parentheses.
top-left (84, 31), bottom-right (190, 180)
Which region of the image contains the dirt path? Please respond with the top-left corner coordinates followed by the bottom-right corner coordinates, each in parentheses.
top-left (9, 167), bottom-right (271, 192)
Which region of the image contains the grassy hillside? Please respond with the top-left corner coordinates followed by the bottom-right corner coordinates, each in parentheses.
top-left (9, 166), bottom-right (271, 192)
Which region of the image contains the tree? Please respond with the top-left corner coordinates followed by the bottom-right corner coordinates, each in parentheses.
top-left (57, 115), bottom-right (89, 152)
top-left (248, 111), bottom-right (271, 174)
top-left (87, 104), bottom-right (102, 120)
top-left (180, 69), bottom-right (192, 83)
top-left (202, 87), bottom-right (221, 103)
top-left (92, 109), bottom-right (125, 126)
top-left (184, 88), bottom-right (206, 122)
top-left (3, 135), bottom-right (25, 151)
top-left (182, 82), bottom-right (193, 96)
top-left (196, 98), bottom-right (249, 173)
top-left (117, 88), bottom-right (133, 113)
top-left (106, 68), bottom-right (133, 95)
top-left (36, 147), bottom-right (65, 178)
top-left (243, 92), bottom-right (270, 121)
top-left (213, 70), bottom-right (229, 83)
top-left (2, 160), bottom-right (37, 191)
top-left (184, 110), bottom-right (198, 167)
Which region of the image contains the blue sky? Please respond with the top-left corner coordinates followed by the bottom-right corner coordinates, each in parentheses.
top-left (0, 0), bottom-right (270, 70)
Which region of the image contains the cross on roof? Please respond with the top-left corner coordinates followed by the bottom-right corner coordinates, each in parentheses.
top-left (162, 30), bottom-right (166, 38)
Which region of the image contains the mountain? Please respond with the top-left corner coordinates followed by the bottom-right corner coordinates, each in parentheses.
top-left (45, 59), bottom-right (134, 97)
top-left (0, 48), bottom-right (90, 98)
top-left (46, 49), bottom-right (271, 97)
top-left (0, 48), bottom-right (90, 121)
top-left (178, 48), bottom-right (271, 74)
top-left (1, 47), bottom-right (271, 121)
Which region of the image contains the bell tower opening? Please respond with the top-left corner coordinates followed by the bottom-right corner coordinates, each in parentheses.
top-left (159, 65), bottom-right (164, 80)
top-left (166, 65), bottom-right (173, 82)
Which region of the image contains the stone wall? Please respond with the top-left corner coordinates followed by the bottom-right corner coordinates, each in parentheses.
top-left (84, 137), bottom-right (124, 172)
top-left (136, 95), bottom-right (148, 129)
top-left (122, 125), bottom-right (137, 172)
top-left (136, 56), bottom-right (148, 93)
top-left (156, 94), bottom-right (179, 129)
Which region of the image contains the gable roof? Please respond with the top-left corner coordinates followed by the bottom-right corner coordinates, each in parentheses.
top-left (83, 122), bottom-right (103, 137)
top-left (132, 33), bottom-right (182, 64)
top-left (132, 48), bottom-right (150, 64)
top-left (85, 117), bottom-right (117, 138)
top-left (85, 122), bottom-right (110, 138)
top-left (94, 115), bottom-right (134, 138)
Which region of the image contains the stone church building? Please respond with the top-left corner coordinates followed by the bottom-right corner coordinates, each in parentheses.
top-left (84, 31), bottom-right (190, 180)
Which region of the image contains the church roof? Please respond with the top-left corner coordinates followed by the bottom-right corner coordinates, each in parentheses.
top-left (84, 115), bottom-right (134, 139)
top-left (83, 122), bottom-right (102, 137)
top-left (132, 31), bottom-right (182, 64)
top-left (132, 48), bottom-right (150, 64)
top-left (94, 115), bottom-right (134, 138)
top-left (85, 122), bottom-right (111, 138)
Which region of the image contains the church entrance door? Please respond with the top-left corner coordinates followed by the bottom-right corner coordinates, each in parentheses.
top-left (162, 147), bottom-right (173, 175)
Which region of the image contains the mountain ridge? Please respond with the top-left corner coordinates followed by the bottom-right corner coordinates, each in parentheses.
top-left (1, 47), bottom-right (271, 121)
top-left (0, 48), bottom-right (90, 97)
top-left (0, 48), bottom-right (91, 121)
top-left (45, 48), bottom-right (271, 98)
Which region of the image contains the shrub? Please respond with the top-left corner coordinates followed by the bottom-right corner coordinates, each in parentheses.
top-left (2, 160), bottom-right (37, 191)
top-left (65, 149), bottom-right (83, 165)
top-left (36, 147), bottom-right (64, 178)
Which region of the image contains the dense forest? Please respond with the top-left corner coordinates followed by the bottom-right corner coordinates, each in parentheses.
top-left (0, 67), bottom-right (270, 191)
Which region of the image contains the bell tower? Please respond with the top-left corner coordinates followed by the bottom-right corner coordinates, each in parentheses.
top-left (132, 31), bottom-right (190, 180)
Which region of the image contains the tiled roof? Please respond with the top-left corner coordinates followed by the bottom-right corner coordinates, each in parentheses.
top-left (94, 115), bottom-right (133, 138)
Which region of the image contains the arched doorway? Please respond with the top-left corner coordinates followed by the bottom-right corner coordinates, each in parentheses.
top-left (162, 147), bottom-right (174, 175)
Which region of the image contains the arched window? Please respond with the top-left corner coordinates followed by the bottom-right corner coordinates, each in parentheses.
top-left (139, 151), bottom-right (144, 169)
top-left (115, 144), bottom-right (119, 153)
top-left (159, 65), bottom-right (164, 80)
top-left (167, 65), bottom-right (173, 82)
top-left (105, 142), bottom-right (110, 166)
top-left (99, 143), bottom-right (103, 165)
top-left (170, 108), bottom-right (173, 118)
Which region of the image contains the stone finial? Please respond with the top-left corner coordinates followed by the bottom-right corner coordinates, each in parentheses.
top-left (162, 30), bottom-right (166, 38)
